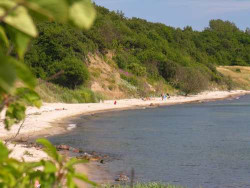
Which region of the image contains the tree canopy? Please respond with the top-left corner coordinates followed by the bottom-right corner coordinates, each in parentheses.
top-left (25, 6), bottom-right (250, 94)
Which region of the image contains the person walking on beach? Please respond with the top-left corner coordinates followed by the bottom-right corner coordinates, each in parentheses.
top-left (161, 93), bottom-right (164, 101)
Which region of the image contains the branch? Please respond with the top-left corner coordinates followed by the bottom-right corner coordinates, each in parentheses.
top-left (4, 117), bottom-right (26, 146)
top-left (45, 70), bottom-right (65, 82)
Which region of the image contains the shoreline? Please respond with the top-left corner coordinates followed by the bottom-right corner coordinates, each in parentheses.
top-left (1, 90), bottom-right (250, 185)
top-left (1, 90), bottom-right (249, 141)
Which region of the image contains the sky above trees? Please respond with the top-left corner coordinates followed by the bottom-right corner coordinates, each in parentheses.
top-left (94, 0), bottom-right (250, 31)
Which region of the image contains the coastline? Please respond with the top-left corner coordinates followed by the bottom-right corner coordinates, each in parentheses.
top-left (1, 90), bottom-right (250, 185)
top-left (1, 90), bottom-right (249, 140)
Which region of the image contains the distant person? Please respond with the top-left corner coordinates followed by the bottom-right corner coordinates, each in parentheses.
top-left (164, 94), bottom-right (167, 100)
top-left (167, 93), bottom-right (170, 99)
top-left (161, 93), bottom-right (164, 101)
top-left (114, 100), bottom-right (117, 105)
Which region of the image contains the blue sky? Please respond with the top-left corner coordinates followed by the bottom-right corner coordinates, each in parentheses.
top-left (93, 0), bottom-right (250, 31)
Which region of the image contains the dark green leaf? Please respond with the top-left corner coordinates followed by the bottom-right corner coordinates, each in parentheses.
top-left (0, 52), bottom-right (16, 93)
top-left (44, 161), bottom-right (57, 173)
top-left (0, 25), bottom-right (9, 48)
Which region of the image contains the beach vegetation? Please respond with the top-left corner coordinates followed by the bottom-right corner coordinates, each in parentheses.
top-left (235, 68), bottom-right (241, 73)
top-left (37, 80), bottom-right (103, 103)
top-left (22, 6), bottom-right (250, 95)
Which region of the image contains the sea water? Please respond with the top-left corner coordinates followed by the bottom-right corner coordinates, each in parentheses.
top-left (49, 95), bottom-right (250, 188)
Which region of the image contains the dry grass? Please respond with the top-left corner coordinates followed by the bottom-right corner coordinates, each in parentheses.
top-left (217, 66), bottom-right (250, 90)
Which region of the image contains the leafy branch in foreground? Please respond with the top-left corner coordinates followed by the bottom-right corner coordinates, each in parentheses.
top-left (0, 0), bottom-right (96, 187)
top-left (0, 0), bottom-right (96, 129)
top-left (0, 138), bottom-right (97, 188)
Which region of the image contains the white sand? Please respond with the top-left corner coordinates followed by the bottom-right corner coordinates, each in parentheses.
top-left (0, 90), bottom-right (249, 162)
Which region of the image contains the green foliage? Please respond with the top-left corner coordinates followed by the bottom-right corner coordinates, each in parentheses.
top-left (0, 139), bottom-right (96, 188)
top-left (113, 53), bottom-right (128, 69)
top-left (120, 74), bottom-right (139, 87)
top-left (235, 68), bottom-right (241, 73)
top-left (158, 60), bottom-right (178, 82)
top-left (37, 80), bottom-right (102, 103)
top-left (128, 63), bottom-right (147, 77)
top-left (173, 67), bottom-right (209, 95)
top-left (49, 56), bottom-right (90, 88)
top-left (0, 1), bottom-right (96, 187)
top-left (24, 22), bottom-right (95, 88)
top-left (223, 76), bottom-right (234, 91)
top-left (0, 0), bottom-right (96, 130)
top-left (23, 6), bottom-right (250, 94)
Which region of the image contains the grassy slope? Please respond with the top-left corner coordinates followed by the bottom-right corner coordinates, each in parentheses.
top-left (37, 65), bottom-right (250, 104)
top-left (217, 66), bottom-right (250, 90)
top-left (88, 52), bottom-right (177, 100)
top-left (36, 52), bottom-right (177, 103)
top-left (36, 80), bottom-right (104, 103)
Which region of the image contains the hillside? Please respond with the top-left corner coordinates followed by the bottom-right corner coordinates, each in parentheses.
top-left (217, 66), bottom-right (250, 90)
top-left (24, 5), bottom-right (250, 102)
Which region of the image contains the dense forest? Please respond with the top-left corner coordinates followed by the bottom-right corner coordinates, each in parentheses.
top-left (24, 5), bottom-right (250, 97)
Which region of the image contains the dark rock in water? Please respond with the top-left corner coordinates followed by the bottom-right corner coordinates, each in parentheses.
top-left (115, 173), bottom-right (129, 182)
top-left (56, 144), bottom-right (70, 150)
top-left (149, 103), bottom-right (154, 106)
top-left (100, 159), bottom-right (104, 164)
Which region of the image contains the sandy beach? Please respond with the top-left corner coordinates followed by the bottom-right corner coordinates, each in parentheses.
top-left (1, 90), bottom-right (250, 185)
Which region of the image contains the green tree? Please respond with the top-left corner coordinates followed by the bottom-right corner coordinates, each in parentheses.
top-left (49, 56), bottom-right (90, 88)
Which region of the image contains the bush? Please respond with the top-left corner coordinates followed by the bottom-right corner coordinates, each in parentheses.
top-left (128, 63), bottom-right (147, 76)
top-left (113, 53), bottom-right (128, 69)
top-left (174, 67), bottom-right (209, 95)
top-left (145, 62), bottom-right (160, 80)
top-left (224, 76), bottom-right (234, 91)
top-left (158, 60), bottom-right (179, 81)
top-left (120, 74), bottom-right (139, 86)
top-left (235, 68), bottom-right (241, 73)
top-left (49, 56), bottom-right (89, 89)
top-left (24, 22), bottom-right (96, 88)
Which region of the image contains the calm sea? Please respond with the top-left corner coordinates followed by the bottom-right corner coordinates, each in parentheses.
top-left (49, 95), bottom-right (250, 188)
